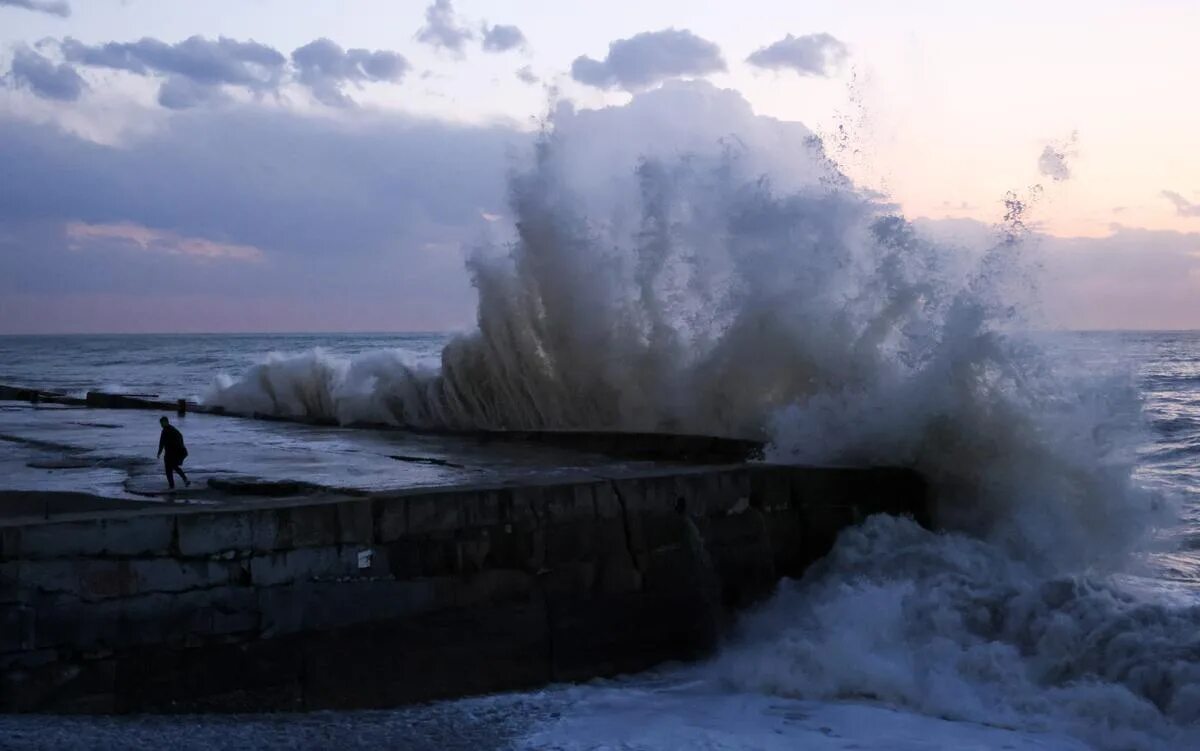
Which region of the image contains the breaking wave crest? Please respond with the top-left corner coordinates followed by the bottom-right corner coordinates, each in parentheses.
top-left (208, 82), bottom-right (1189, 747)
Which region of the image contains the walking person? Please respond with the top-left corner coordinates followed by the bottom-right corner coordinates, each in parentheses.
top-left (157, 416), bottom-right (191, 489)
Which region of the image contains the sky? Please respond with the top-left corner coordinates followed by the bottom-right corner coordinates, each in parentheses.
top-left (1, 0), bottom-right (1198, 333)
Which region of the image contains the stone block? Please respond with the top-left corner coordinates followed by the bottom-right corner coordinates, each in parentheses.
top-left (466, 525), bottom-right (538, 572)
top-left (407, 493), bottom-right (465, 534)
top-left (461, 489), bottom-right (505, 528)
top-left (617, 478), bottom-right (652, 513)
top-left (382, 538), bottom-right (422, 579)
top-left (299, 599), bottom-right (550, 709)
top-left (639, 545), bottom-right (702, 594)
top-left (282, 504), bottom-right (339, 548)
top-left (704, 510), bottom-right (769, 548)
top-left (639, 512), bottom-right (687, 553)
top-left (593, 482), bottom-right (622, 519)
top-left (258, 579), bottom-right (438, 638)
top-left (452, 569), bottom-right (536, 608)
top-left (750, 466), bottom-right (794, 511)
top-left (375, 496), bottom-right (407, 542)
top-left (0, 528), bottom-right (20, 562)
top-left (765, 510), bottom-right (807, 578)
top-left (33, 588), bottom-right (257, 651)
top-left (176, 512), bottom-right (254, 557)
top-left (458, 535), bottom-right (491, 573)
top-left (1, 657), bottom-right (116, 713)
top-left (1, 604), bottom-right (35, 653)
top-left (18, 558), bottom-right (241, 601)
top-left (18, 517), bottom-right (174, 560)
top-left (542, 483), bottom-right (592, 524)
top-left (387, 535), bottom-right (462, 578)
top-left (538, 561), bottom-right (597, 598)
top-left (544, 519), bottom-right (605, 564)
top-left (113, 639), bottom-right (301, 713)
top-left (0, 562), bottom-right (21, 603)
top-left (717, 470), bottom-right (752, 510)
top-left (249, 509), bottom-right (283, 551)
top-left (0, 648), bottom-right (57, 672)
top-left (509, 485), bottom-right (548, 525)
top-left (249, 546), bottom-right (355, 587)
top-left (335, 500), bottom-right (373, 545)
top-left (595, 555), bottom-right (642, 594)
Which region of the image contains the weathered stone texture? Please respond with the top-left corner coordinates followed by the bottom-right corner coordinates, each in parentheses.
top-left (0, 464), bottom-right (928, 714)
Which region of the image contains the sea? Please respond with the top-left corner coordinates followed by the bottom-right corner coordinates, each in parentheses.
top-left (0, 330), bottom-right (1198, 750)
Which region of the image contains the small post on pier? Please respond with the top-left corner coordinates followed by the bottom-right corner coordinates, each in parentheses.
top-left (177, 398), bottom-right (187, 417)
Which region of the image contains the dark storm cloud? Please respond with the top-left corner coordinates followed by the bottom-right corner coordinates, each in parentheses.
top-left (291, 38), bottom-right (409, 107)
top-left (6, 45), bottom-right (85, 101)
top-left (0, 0), bottom-right (70, 17)
top-left (60, 35), bottom-right (287, 90)
top-left (416, 0), bottom-right (474, 54)
top-left (571, 28), bottom-right (725, 91)
top-left (481, 24), bottom-right (526, 53)
top-left (746, 33), bottom-right (848, 77)
top-left (1162, 190), bottom-right (1200, 218)
top-left (0, 106), bottom-right (522, 328)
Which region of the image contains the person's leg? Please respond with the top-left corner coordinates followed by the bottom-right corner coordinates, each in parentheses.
top-left (175, 464), bottom-right (190, 487)
top-left (164, 460), bottom-right (175, 489)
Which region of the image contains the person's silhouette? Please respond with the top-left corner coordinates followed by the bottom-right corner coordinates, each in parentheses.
top-left (157, 416), bottom-right (190, 490)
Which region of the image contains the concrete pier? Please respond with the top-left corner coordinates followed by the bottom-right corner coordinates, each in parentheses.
top-left (0, 464), bottom-right (928, 714)
top-left (0, 385), bottom-right (929, 713)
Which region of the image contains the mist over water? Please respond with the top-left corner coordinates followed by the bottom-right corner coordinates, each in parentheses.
top-left (204, 82), bottom-right (1198, 747)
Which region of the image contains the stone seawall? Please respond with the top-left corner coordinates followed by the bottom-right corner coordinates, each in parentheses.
top-left (1, 465), bottom-right (927, 713)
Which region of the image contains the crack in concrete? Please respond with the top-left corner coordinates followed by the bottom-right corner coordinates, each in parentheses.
top-left (608, 480), bottom-right (642, 575)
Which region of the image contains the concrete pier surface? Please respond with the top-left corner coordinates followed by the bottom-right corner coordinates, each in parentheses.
top-left (0, 388), bottom-right (761, 512)
top-left (0, 391), bottom-right (929, 715)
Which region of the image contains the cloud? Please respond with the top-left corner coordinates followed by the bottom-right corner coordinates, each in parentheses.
top-left (0, 0), bottom-right (69, 17)
top-left (67, 221), bottom-right (264, 262)
top-left (481, 23), bottom-right (526, 53)
top-left (6, 46), bottom-right (85, 101)
top-left (5, 35), bottom-right (408, 108)
top-left (291, 38), bottom-right (409, 107)
top-left (0, 105), bottom-right (519, 332)
top-left (571, 28), bottom-right (725, 91)
top-left (6, 78), bottom-right (1197, 335)
top-left (746, 33), bottom-right (848, 77)
top-left (1039, 227), bottom-right (1200, 329)
top-left (916, 216), bottom-right (1200, 330)
top-left (1037, 145), bottom-right (1070, 181)
top-left (61, 35), bottom-right (287, 90)
top-left (156, 75), bottom-right (228, 110)
top-left (515, 65), bottom-right (538, 85)
top-left (416, 0), bottom-right (473, 54)
top-left (1162, 190), bottom-right (1200, 218)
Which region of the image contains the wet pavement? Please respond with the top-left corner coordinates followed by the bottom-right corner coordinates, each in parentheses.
top-left (0, 402), bottom-right (660, 510)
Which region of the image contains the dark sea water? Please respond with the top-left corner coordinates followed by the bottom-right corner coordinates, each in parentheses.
top-left (0, 333), bottom-right (450, 401)
top-left (1, 331), bottom-right (1199, 750)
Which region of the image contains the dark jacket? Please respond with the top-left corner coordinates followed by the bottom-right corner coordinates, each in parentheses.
top-left (159, 425), bottom-right (188, 464)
